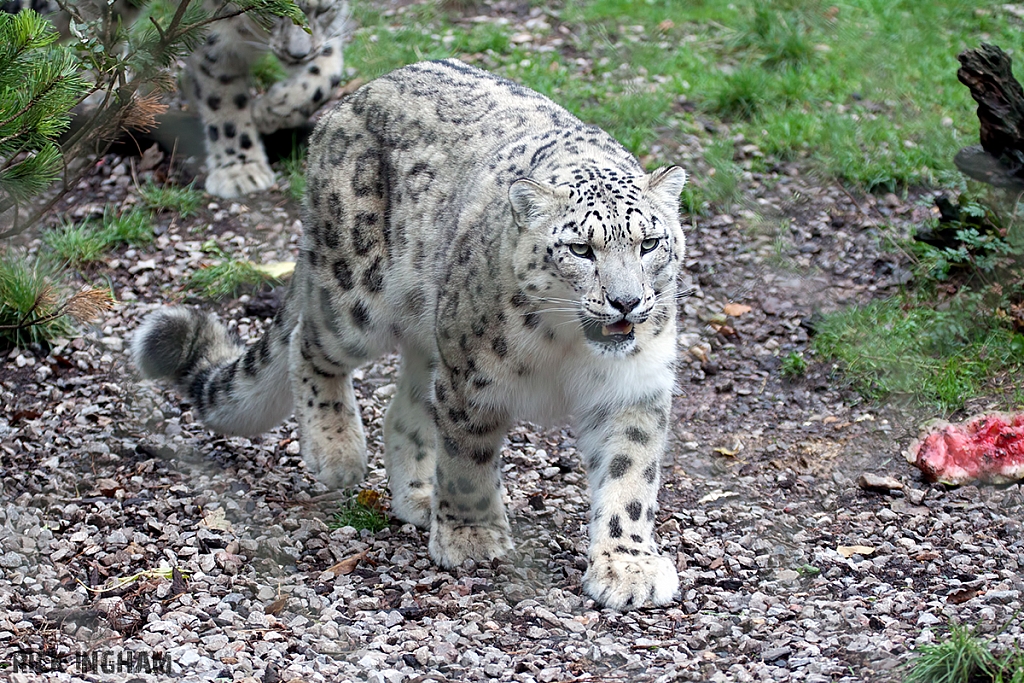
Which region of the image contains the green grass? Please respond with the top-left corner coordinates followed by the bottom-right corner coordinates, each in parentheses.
top-left (280, 143), bottom-right (306, 204)
top-left (138, 181), bottom-right (203, 218)
top-left (813, 296), bottom-right (1024, 412)
top-left (904, 621), bottom-right (1024, 683)
top-left (44, 207), bottom-right (153, 266)
top-left (0, 251), bottom-right (73, 349)
top-left (347, 0), bottom-right (1024, 191)
top-left (185, 252), bottom-right (276, 300)
top-left (43, 221), bottom-right (108, 266)
top-left (780, 351), bottom-right (807, 379)
top-left (329, 490), bottom-right (389, 533)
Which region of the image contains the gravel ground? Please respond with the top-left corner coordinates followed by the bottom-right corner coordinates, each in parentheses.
top-left (2, 3), bottom-right (1024, 682)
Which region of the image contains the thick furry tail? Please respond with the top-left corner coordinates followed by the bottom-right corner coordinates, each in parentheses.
top-left (131, 306), bottom-right (295, 436)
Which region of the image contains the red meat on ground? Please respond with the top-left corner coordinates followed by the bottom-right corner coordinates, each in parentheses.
top-left (907, 412), bottom-right (1024, 485)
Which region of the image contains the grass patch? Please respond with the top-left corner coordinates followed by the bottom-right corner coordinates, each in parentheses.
top-left (185, 242), bottom-right (277, 300)
top-left (904, 621), bottom-right (1024, 683)
top-left (138, 181), bottom-right (203, 218)
top-left (43, 221), bottom-right (108, 266)
top-left (44, 207), bottom-right (153, 266)
top-left (280, 143), bottom-right (306, 204)
top-left (329, 490), bottom-right (389, 533)
top-left (812, 296), bottom-right (1024, 412)
top-left (780, 351), bottom-right (807, 379)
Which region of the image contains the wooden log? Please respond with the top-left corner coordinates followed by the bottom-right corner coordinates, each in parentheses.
top-left (955, 44), bottom-right (1024, 189)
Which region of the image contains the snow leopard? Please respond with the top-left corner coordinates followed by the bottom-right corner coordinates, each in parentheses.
top-left (186, 0), bottom-right (351, 198)
top-left (1, 0), bottom-right (349, 199)
top-left (132, 59), bottom-right (688, 610)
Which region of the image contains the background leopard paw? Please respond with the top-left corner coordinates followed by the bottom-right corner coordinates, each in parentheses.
top-left (205, 161), bottom-right (275, 198)
top-left (301, 446), bottom-right (366, 491)
top-left (428, 519), bottom-right (512, 567)
top-left (252, 91), bottom-right (313, 135)
top-left (389, 485), bottom-right (432, 528)
top-left (583, 549), bottom-right (679, 610)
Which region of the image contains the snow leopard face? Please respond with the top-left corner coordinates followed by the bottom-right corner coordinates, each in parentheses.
top-left (510, 165), bottom-right (687, 355)
top-left (267, 0), bottom-right (349, 65)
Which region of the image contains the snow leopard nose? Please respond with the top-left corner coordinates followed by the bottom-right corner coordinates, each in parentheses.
top-left (608, 294), bottom-right (641, 315)
top-left (285, 31), bottom-right (313, 61)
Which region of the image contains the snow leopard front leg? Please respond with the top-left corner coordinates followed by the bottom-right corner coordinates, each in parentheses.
top-left (427, 370), bottom-right (513, 567)
top-left (252, 38), bottom-right (346, 135)
top-left (576, 396), bottom-right (679, 610)
top-left (188, 29), bottom-right (276, 198)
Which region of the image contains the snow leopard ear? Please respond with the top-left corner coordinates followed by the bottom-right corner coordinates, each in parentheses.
top-left (509, 178), bottom-right (561, 229)
top-left (645, 166), bottom-right (687, 206)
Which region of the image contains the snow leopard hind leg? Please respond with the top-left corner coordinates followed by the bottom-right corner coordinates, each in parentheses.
top-left (382, 345), bottom-right (439, 529)
top-left (286, 306), bottom-right (370, 489)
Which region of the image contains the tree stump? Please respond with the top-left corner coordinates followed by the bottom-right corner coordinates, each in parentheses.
top-left (955, 43), bottom-right (1024, 190)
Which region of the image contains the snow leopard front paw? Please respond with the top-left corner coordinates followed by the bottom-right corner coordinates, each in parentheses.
top-left (583, 548), bottom-right (679, 610)
top-left (205, 161), bottom-right (275, 198)
top-left (252, 90), bottom-right (313, 135)
top-left (428, 518), bottom-right (513, 567)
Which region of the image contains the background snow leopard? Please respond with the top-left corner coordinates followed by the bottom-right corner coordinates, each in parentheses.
top-left (186, 0), bottom-right (351, 198)
top-left (132, 59), bottom-right (688, 610)
top-left (1, 0), bottom-right (350, 199)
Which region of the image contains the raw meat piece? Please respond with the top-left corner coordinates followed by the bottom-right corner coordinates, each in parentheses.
top-left (907, 412), bottom-right (1024, 485)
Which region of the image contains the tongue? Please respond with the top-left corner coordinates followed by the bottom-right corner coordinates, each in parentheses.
top-left (601, 321), bottom-right (634, 337)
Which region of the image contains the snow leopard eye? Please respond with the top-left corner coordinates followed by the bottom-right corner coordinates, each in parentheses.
top-left (640, 237), bottom-right (659, 254)
top-left (569, 243), bottom-right (594, 259)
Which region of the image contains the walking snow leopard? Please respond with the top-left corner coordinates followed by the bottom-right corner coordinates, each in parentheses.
top-left (132, 59), bottom-right (688, 610)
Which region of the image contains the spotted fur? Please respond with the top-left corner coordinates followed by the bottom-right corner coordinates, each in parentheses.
top-left (132, 59), bottom-right (688, 611)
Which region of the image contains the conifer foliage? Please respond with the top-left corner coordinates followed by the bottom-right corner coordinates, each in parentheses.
top-left (0, 9), bottom-right (87, 226)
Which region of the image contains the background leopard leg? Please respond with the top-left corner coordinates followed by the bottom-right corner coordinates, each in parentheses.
top-left (253, 37), bottom-right (346, 135)
top-left (288, 293), bottom-right (373, 489)
top-left (428, 373), bottom-right (512, 566)
top-left (575, 396), bottom-right (679, 610)
top-left (188, 30), bottom-right (276, 198)
top-left (383, 345), bottom-right (437, 528)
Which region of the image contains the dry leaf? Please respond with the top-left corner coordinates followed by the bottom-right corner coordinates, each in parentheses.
top-left (170, 567), bottom-right (187, 598)
top-left (139, 143), bottom-right (164, 172)
top-left (710, 322), bottom-right (739, 338)
top-left (713, 445), bottom-right (740, 457)
top-left (688, 345), bottom-right (708, 363)
top-left (201, 508), bottom-right (232, 531)
top-left (946, 588), bottom-right (981, 604)
top-left (320, 551), bottom-right (365, 579)
top-left (264, 597), bottom-right (287, 615)
top-left (723, 303), bottom-right (752, 317)
top-left (914, 550), bottom-right (940, 562)
top-left (356, 489), bottom-right (384, 511)
top-left (836, 545), bottom-right (875, 558)
top-left (697, 490), bottom-right (739, 504)
top-left (252, 261), bottom-right (295, 279)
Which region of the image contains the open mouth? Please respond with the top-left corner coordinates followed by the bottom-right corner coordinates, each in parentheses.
top-left (583, 319), bottom-right (635, 345)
